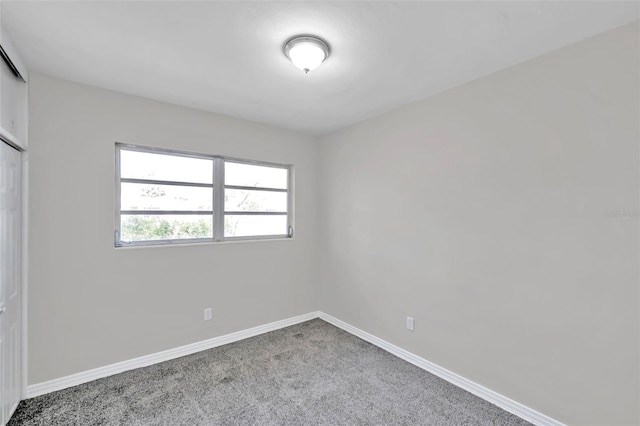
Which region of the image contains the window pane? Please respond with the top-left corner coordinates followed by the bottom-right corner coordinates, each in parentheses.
top-left (224, 215), bottom-right (287, 237)
top-left (121, 183), bottom-right (213, 211)
top-left (121, 215), bottom-right (213, 241)
top-left (224, 189), bottom-right (287, 212)
top-left (225, 162), bottom-right (288, 189)
top-left (121, 149), bottom-right (213, 184)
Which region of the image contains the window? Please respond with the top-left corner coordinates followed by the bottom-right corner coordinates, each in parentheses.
top-left (115, 144), bottom-right (292, 246)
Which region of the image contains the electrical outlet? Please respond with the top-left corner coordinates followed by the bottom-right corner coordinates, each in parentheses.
top-left (406, 316), bottom-right (415, 331)
top-left (203, 308), bottom-right (212, 321)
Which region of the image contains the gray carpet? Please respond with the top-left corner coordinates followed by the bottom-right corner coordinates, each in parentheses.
top-left (9, 319), bottom-right (531, 425)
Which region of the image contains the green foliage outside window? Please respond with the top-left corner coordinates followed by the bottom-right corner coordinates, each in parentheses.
top-left (121, 216), bottom-right (212, 241)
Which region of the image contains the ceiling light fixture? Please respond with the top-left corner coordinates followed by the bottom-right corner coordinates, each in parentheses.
top-left (284, 35), bottom-right (330, 74)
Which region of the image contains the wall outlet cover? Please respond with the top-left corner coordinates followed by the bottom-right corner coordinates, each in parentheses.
top-left (406, 316), bottom-right (415, 331)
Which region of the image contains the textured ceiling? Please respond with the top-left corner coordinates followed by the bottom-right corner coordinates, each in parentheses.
top-left (2, 1), bottom-right (638, 135)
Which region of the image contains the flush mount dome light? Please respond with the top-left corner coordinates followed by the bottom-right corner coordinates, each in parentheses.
top-left (284, 35), bottom-right (330, 74)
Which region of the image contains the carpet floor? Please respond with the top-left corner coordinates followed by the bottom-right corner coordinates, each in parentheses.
top-left (9, 319), bottom-right (531, 425)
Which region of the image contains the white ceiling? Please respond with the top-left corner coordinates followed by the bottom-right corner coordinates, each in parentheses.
top-left (2, 1), bottom-right (638, 135)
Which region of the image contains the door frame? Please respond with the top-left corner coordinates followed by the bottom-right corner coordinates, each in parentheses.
top-left (20, 149), bottom-right (27, 400)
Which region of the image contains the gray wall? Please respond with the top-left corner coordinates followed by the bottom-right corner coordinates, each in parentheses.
top-left (318, 22), bottom-right (639, 426)
top-left (27, 73), bottom-right (320, 384)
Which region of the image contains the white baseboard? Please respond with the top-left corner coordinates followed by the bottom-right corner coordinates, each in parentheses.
top-left (26, 311), bottom-right (321, 398)
top-left (318, 312), bottom-right (564, 426)
top-left (26, 310), bottom-right (563, 426)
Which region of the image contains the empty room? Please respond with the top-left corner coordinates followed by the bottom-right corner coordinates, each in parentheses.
top-left (0, 1), bottom-right (638, 425)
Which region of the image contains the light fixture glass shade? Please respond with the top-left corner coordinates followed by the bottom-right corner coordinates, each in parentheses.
top-left (284, 36), bottom-right (330, 74)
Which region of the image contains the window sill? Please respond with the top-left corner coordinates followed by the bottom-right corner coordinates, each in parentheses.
top-left (114, 237), bottom-right (295, 250)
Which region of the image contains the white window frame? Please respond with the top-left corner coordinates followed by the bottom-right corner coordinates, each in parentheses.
top-left (115, 143), bottom-right (293, 247)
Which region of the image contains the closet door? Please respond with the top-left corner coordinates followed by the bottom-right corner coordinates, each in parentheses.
top-left (0, 141), bottom-right (21, 424)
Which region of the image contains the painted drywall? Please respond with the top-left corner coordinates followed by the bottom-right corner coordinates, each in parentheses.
top-left (0, 26), bottom-right (28, 148)
top-left (27, 72), bottom-right (319, 384)
top-left (318, 22), bottom-right (639, 426)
